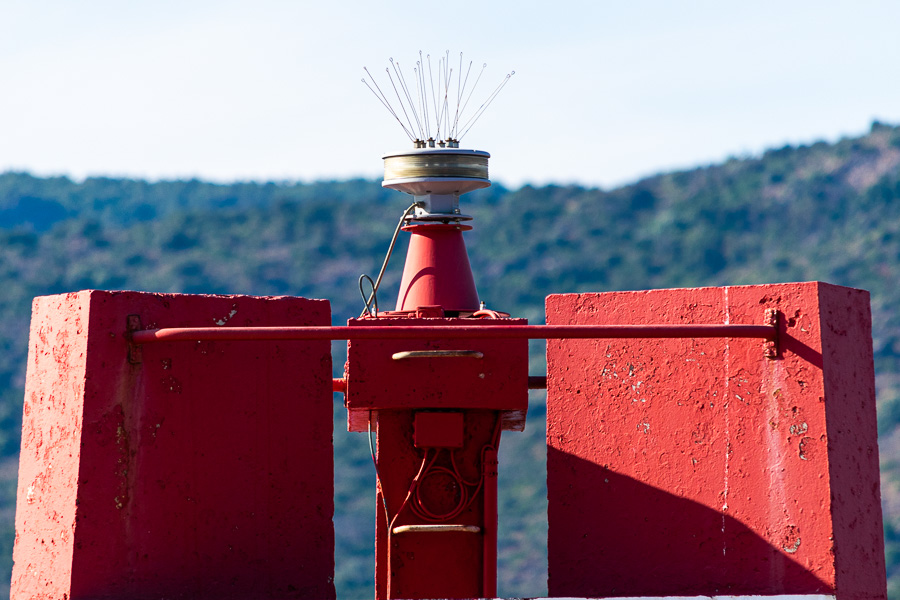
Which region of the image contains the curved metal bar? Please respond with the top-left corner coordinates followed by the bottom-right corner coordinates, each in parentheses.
top-left (392, 350), bottom-right (484, 360)
top-left (392, 524), bottom-right (481, 535)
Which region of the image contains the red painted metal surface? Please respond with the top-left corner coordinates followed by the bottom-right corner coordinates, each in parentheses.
top-left (12, 290), bottom-right (336, 600)
top-left (353, 212), bottom-right (519, 598)
top-left (374, 409), bottom-right (502, 599)
top-left (346, 316), bottom-right (526, 598)
top-left (395, 223), bottom-right (480, 312)
top-left (482, 447), bottom-right (498, 599)
top-left (344, 318), bottom-right (529, 412)
top-left (545, 282), bottom-right (886, 600)
top-left (414, 412), bottom-right (465, 448)
top-left (130, 322), bottom-right (777, 343)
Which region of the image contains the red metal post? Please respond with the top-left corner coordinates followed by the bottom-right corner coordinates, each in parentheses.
top-left (345, 318), bottom-right (527, 599)
top-left (342, 201), bottom-right (528, 598)
top-left (482, 447), bottom-right (498, 599)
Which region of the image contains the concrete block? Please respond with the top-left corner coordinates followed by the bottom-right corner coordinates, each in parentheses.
top-left (546, 282), bottom-right (885, 599)
top-left (12, 290), bottom-right (335, 599)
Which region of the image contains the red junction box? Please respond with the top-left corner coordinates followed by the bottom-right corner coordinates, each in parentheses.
top-left (344, 317), bottom-right (528, 411)
top-left (12, 290), bottom-right (336, 600)
top-left (546, 282), bottom-right (886, 600)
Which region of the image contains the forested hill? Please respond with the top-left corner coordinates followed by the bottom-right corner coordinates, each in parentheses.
top-left (1, 121), bottom-right (900, 598)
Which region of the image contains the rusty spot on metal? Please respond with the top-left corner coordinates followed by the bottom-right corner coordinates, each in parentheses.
top-left (764, 308), bottom-right (780, 360)
top-left (126, 314), bottom-right (143, 364)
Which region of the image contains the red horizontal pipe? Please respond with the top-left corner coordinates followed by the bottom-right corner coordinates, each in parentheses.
top-left (333, 375), bottom-right (545, 394)
top-left (528, 376), bottom-right (548, 390)
top-left (130, 324), bottom-right (775, 344)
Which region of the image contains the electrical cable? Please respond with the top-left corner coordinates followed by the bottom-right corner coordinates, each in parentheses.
top-left (388, 450), bottom-right (438, 534)
top-left (377, 400), bottom-right (499, 534)
top-left (451, 449), bottom-right (483, 487)
top-left (358, 275), bottom-right (378, 317)
top-left (358, 202), bottom-right (418, 318)
top-left (368, 415), bottom-right (389, 528)
top-left (411, 462), bottom-right (469, 521)
top-left (407, 413), bottom-right (505, 522)
top-left (385, 449), bottom-right (436, 598)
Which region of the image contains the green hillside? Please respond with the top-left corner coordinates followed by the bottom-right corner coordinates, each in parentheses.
top-left (1, 121), bottom-right (900, 597)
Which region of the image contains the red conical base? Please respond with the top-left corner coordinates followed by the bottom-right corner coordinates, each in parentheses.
top-left (395, 223), bottom-right (480, 312)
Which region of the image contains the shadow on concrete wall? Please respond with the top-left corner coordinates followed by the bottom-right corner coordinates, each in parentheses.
top-left (548, 448), bottom-right (832, 597)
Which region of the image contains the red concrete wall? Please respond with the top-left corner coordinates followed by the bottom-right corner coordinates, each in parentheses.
top-left (546, 282), bottom-right (886, 599)
top-left (12, 290), bottom-right (335, 600)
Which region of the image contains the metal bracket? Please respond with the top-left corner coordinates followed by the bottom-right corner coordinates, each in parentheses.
top-left (414, 305), bottom-right (444, 318)
top-left (392, 524), bottom-right (481, 534)
top-left (764, 308), bottom-right (780, 360)
top-left (528, 375), bottom-right (547, 389)
top-left (126, 314), bottom-right (143, 364)
top-left (392, 350), bottom-right (483, 360)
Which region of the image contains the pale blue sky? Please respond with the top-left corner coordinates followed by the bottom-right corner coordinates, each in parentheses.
top-left (1, 0), bottom-right (898, 188)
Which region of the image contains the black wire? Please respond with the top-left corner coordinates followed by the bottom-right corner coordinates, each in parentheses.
top-left (368, 417), bottom-right (390, 526)
top-left (358, 274), bottom-right (377, 317)
top-left (358, 202), bottom-right (418, 317)
top-left (357, 203), bottom-right (419, 527)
